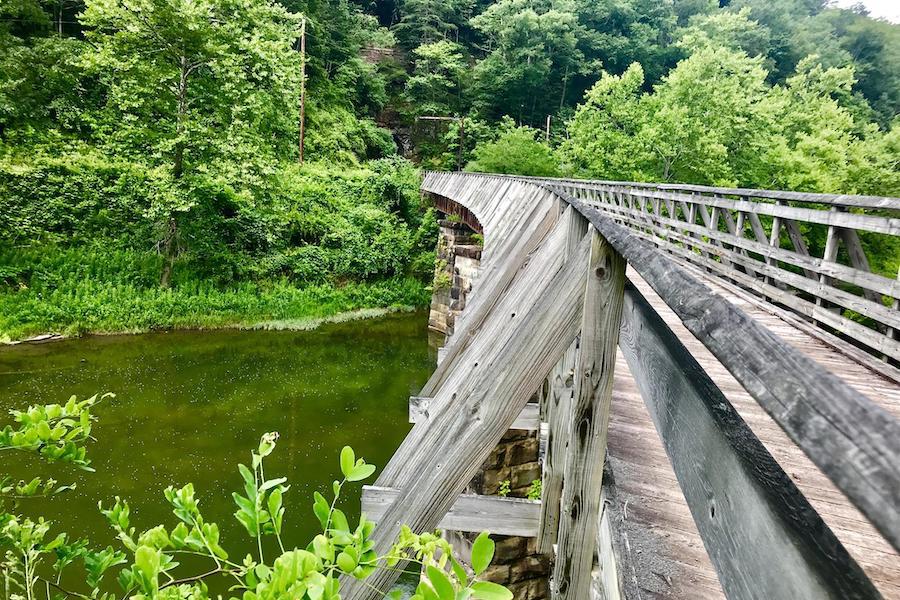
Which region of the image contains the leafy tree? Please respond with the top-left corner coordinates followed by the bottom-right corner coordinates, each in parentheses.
top-left (562, 40), bottom-right (898, 196)
top-left (404, 40), bottom-right (466, 118)
top-left (392, 0), bottom-right (471, 49)
top-left (812, 8), bottom-right (900, 127)
top-left (726, 0), bottom-right (828, 81)
top-left (678, 7), bottom-right (771, 57)
top-left (645, 46), bottom-right (771, 185)
top-left (469, 0), bottom-right (586, 124)
top-left (568, 0), bottom-right (690, 89)
top-left (466, 118), bottom-right (559, 176)
top-left (559, 63), bottom-right (649, 180)
top-left (79, 0), bottom-right (303, 286)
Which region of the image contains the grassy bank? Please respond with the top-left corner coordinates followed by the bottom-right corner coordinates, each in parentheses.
top-left (0, 155), bottom-right (437, 342)
top-left (0, 274), bottom-right (430, 342)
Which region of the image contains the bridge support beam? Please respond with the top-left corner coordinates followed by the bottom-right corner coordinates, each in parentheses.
top-left (552, 227), bottom-right (627, 599)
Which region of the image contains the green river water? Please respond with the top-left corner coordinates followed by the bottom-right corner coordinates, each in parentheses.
top-left (0, 312), bottom-right (436, 594)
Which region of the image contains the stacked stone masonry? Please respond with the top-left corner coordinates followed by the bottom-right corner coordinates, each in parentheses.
top-left (428, 219), bottom-right (482, 336)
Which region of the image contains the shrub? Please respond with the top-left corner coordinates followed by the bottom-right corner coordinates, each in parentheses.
top-left (466, 118), bottom-right (560, 177)
top-left (0, 396), bottom-right (513, 600)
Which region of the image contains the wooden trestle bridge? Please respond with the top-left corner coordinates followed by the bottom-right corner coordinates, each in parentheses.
top-left (348, 172), bottom-right (900, 600)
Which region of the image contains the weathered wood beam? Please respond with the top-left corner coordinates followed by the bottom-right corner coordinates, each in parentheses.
top-left (628, 228), bottom-right (900, 361)
top-left (341, 228), bottom-right (592, 600)
top-left (536, 339), bottom-right (577, 553)
top-left (409, 396), bottom-right (541, 431)
top-left (614, 212), bottom-right (899, 331)
top-left (840, 228), bottom-right (884, 304)
top-left (580, 196), bottom-right (899, 297)
top-left (618, 281), bottom-right (879, 599)
top-left (362, 486), bottom-right (540, 538)
top-left (418, 198), bottom-right (557, 398)
top-left (551, 185), bottom-right (900, 552)
top-left (550, 179), bottom-right (900, 211)
top-left (537, 206), bottom-right (588, 554)
top-left (552, 228), bottom-right (626, 599)
top-left (556, 183), bottom-right (900, 234)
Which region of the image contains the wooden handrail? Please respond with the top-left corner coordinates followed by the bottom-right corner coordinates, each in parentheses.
top-left (351, 172), bottom-right (900, 600)
top-left (542, 183), bottom-right (900, 552)
top-left (513, 174), bottom-right (900, 210)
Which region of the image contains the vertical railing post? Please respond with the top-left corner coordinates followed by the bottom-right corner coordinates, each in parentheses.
top-left (537, 206), bottom-right (588, 555)
top-left (766, 200), bottom-right (784, 287)
top-left (552, 226), bottom-right (626, 599)
top-left (817, 207), bottom-right (841, 309)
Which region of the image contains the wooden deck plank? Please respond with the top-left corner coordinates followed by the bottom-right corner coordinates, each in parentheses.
top-left (619, 265), bottom-right (900, 599)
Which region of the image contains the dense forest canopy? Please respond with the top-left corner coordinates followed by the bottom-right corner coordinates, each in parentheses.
top-left (0, 0), bottom-right (898, 338)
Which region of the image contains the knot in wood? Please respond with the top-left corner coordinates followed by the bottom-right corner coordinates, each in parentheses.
top-left (595, 266), bottom-right (606, 278)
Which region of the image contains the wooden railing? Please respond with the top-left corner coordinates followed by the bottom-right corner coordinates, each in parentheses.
top-left (541, 178), bottom-right (900, 365)
top-left (343, 173), bottom-right (900, 600)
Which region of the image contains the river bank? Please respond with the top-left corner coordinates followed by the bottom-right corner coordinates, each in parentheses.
top-left (0, 277), bottom-right (431, 344)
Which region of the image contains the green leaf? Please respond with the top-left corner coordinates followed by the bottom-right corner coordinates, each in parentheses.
top-left (312, 534), bottom-right (334, 563)
top-left (471, 532), bottom-right (494, 576)
top-left (313, 492), bottom-right (330, 529)
top-left (451, 556), bottom-right (468, 588)
top-left (260, 477), bottom-right (287, 492)
top-left (340, 446), bottom-right (355, 479)
top-left (267, 487), bottom-right (284, 534)
top-left (336, 551), bottom-right (357, 573)
top-left (330, 509), bottom-right (350, 533)
top-left (426, 565), bottom-right (456, 600)
top-left (347, 463), bottom-right (376, 482)
top-left (469, 582), bottom-right (512, 600)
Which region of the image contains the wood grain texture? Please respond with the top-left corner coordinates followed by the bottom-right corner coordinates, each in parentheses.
top-left (341, 226), bottom-right (591, 600)
top-left (576, 191), bottom-right (899, 298)
top-left (621, 267), bottom-right (900, 599)
top-left (537, 205), bottom-right (587, 555)
top-left (552, 227), bottom-right (626, 599)
top-left (528, 176), bottom-right (900, 210)
top-left (405, 172), bottom-right (900, 599)
top-left (409, 396), bottom-right (541, 431)
top-left (362, 486), bottom-right (541, 537)
top-left (622, 225), bottom-right (900, 361)
top-left (618, 281), bottom-right (879, 600)
top-left (536, 339), bottom-right (576, 554)
top-left (600, 206), bottom-right (900, 349)
top-left (552, 182), bottom-right (900, 234)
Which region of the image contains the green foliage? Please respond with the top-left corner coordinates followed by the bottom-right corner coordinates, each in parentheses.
top-left (561, 45), bottom-right (900, 197)
top-left (404, 41), bottom-right (466, 117)
top-left (1, 407), bottom-right (512, 600)
top-left (496, 480), bottom-right (510, 498)
top-left (526, 479), bottom-right (542, 501)
top-left (0, 394), bottom-right (109, 472)
top-left (0, 154), bottom-right (436, 340)
top-left (466, 119), bottom-right (559, 177)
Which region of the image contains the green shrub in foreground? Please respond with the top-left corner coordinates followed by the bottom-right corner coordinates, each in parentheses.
top-left (0, 395), bottom-right (512, 600)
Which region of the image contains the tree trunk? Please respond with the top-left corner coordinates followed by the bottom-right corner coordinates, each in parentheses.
top-left (159, 58), bottom-right (191, 287)
top-left (160, 217), bottom-right (178, 288)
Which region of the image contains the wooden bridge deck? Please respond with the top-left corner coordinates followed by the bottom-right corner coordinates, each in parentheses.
top-left (609, 266), bottom-right (900, 599)
top-left (350, 172), bottom-right (900, 600)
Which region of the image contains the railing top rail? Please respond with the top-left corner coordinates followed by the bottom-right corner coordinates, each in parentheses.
top-left (430, 171), bottom-right (900, 211)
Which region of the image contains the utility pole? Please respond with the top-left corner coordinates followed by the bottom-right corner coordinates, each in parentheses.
top-left (545, 115), bottom-right (551, 142)
top-left (298, 15), bottom-right (307, 164)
